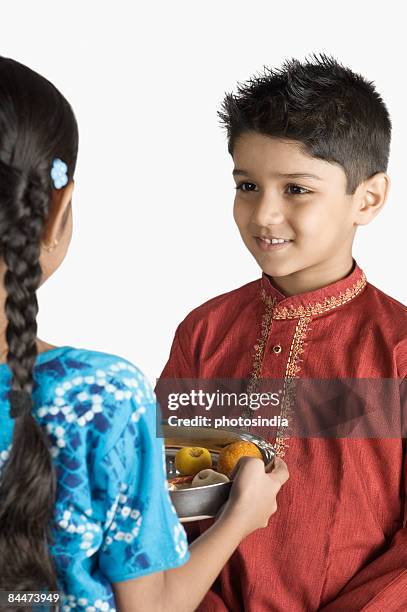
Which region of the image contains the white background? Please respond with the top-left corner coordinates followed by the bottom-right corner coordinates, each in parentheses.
top-left (1, 1), bottom-right (406, 384)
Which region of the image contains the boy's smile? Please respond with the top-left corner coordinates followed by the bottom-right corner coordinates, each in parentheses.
top-left (232, 132), bottom-right (388, 296)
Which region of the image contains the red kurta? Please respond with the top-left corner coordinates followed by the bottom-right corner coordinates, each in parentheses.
top-left (157, 260), bottom-right (407, 611)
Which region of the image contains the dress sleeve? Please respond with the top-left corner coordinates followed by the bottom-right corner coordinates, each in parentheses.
top-left (158, 320), bottom-right (198, 380)
top-left (98, 394), bottom-right (190, 582)
top-left (155, 320), bottom-right (199, 423)
top-left (319, 386), bottom-right (407, 612)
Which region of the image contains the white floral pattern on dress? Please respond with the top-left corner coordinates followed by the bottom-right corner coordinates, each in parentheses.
top-left (0, 347), bottom-right (189, 612)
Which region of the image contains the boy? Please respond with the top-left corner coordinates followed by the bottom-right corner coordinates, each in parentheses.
top-left (156, 54), bottom-right (407, 610)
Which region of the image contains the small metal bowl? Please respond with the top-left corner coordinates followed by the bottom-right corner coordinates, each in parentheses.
top-left (163, 423), bottom-right (276, 522)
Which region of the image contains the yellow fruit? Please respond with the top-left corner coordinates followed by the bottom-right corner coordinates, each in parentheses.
top-left (217, 441), bottom-right (262, 478)
top-left (175, 446), bottom-right (212, 476)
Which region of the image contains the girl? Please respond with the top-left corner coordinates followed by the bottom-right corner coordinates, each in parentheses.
top-left (0, 56), bottom-right (289, 612)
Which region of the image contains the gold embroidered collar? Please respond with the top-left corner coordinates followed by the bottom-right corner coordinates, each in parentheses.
top-left (260, 260), bottom-right (367, 319)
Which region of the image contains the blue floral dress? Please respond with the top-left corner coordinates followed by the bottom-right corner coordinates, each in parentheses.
top-left (0, 345), bottom-right (189, 611)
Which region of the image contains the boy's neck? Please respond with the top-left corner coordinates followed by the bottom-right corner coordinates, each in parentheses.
top-left (266, 255), bottom-right (355, 297)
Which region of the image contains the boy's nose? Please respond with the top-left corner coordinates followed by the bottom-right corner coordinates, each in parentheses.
top-left (251, 194), bottom-right (285, 227)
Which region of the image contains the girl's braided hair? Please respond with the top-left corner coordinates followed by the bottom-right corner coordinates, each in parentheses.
top-left (0, 56), bottom-right (78, 606)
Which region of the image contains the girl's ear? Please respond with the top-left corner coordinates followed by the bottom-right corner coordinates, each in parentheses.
top-left (41, 180), bottom-right (75, 249)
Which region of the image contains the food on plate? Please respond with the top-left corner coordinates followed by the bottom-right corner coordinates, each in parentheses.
top-left (168, 440), bottom-right (263, 490)
top-left (168, 475), bottom-right (194, 490)
top-left (216, 440), bottom-right (262, 478)
top-left (191, 468), bottom-right (230, 488)
top-left (174, 446), bottom-right (212, 476)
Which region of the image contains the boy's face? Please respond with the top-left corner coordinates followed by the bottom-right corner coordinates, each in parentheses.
top-left (232, 132), bottom-right (360, 285)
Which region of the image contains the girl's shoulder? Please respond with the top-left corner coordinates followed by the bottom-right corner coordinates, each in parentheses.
top-left (35, 344), bottom-right (149, 383)
top-left (35, 344), bottom-right (153, 400)
top-left (32, 345), bottom-right (156, 460)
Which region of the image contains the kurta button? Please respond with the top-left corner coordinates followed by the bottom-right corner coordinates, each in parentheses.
top-left (272, 344), bottom-right (282, 354)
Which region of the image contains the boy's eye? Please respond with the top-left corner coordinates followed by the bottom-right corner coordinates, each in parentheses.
top-left (234, 183), bottom-right (312, 195)
top-left (234, 182), bottom-right (257, 192)
top-left (286, 184), bottom-right (311, 195)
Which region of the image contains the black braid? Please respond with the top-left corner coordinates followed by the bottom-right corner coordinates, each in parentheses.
top-left (0, 54), bottom-right (78, 611)
top-left (3, 170), bottom-right (48, 402)
top-left (0, 169), bottom-right (59, 607)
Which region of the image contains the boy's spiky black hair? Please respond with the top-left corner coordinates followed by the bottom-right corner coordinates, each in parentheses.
top-left (217, 53), bottom-right (391, 194)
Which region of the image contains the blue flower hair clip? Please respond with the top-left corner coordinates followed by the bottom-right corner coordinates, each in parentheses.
top-left (50, 158), bottom-right (69, 189)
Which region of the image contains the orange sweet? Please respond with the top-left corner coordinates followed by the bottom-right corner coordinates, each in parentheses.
top-left (216, 440), bottom-right (262, 478)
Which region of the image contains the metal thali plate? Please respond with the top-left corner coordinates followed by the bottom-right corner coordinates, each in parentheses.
top-left (163, 423), bottom-right (276, 522)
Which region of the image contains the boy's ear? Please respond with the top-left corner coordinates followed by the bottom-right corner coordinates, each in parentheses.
top-left (41, 180), bottom-right (75, 248)
top-left (354, 172), bottom-right (390, 226)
